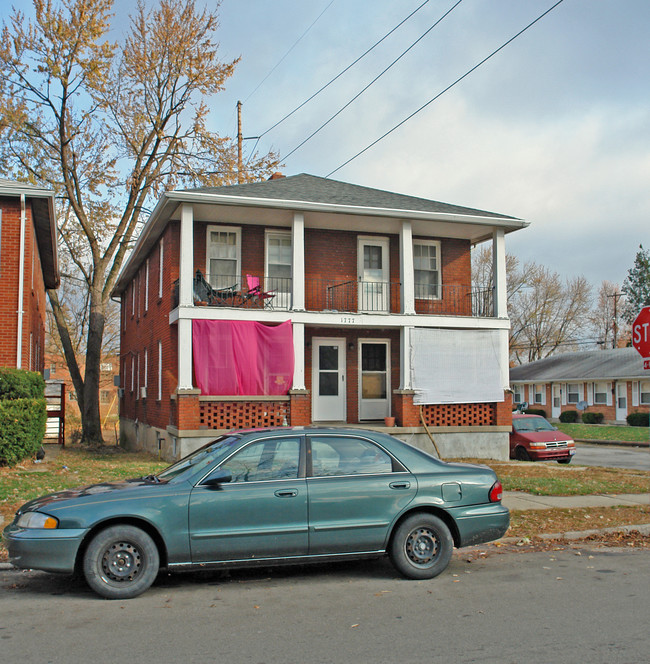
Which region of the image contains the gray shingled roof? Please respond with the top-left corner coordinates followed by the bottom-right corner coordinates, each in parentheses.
top-left (185, 173), bottom-right (519, 220)
top-left (510, 348), bottom-right (647, 382)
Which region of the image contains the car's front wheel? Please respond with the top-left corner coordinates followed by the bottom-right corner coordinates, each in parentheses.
top-left (389, 513), bottom-right (453, 580)
top-left (557, 457), bottom-right (572, 464)
top-left (83, 525), bottom-right (160, 599)
top-left (515, 446), bottom-right (531, 461)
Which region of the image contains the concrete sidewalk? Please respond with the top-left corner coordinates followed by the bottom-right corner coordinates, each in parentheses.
top-left (503, 491), bottom-right (649, 511)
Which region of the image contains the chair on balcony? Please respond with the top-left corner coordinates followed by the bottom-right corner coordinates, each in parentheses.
top-left (194, 270), bottom-right (239, 306)
top-left (245, 274), bottom-right (276, 308)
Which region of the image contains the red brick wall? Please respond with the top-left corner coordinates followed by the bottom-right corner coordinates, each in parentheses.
top-left (0, 197), bottom-right (47, 372)
top-left (120, 223), bottom-right (179, 430)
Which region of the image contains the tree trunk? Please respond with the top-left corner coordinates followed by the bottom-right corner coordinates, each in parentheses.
top-left (47, 287), bottom-right (107, 446)
top-left (81, 290), bottom-right (107, 445)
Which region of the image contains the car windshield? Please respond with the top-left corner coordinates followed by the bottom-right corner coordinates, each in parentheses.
top-left (513, 417), bottom-right (555, 433)
top-left (156, 435), bottom-right (241, 481)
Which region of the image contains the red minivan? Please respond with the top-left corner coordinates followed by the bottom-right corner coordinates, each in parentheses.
top-left (510, 414), bottom-right (576, 463)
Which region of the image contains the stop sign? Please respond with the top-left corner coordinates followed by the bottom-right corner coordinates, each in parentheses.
top-left (632, 306), bottom-right (650, 359)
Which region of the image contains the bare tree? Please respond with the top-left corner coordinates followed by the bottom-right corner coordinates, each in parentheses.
top-left (589, 281), bottom-right (628, 349)
top-left (0, 0), bottom-right (279, 443)
top-left (509, 265), bottom-right (592, 363)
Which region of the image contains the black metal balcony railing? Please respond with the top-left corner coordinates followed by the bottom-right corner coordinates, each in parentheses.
top-left (172, 272), bottom-right (494, 317)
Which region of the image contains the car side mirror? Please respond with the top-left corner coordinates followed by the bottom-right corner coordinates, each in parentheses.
top-left (202, 468), bottom-right (232, 489)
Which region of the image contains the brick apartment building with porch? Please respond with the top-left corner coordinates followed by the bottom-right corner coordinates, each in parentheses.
top-left (112, 174), bottom-right (526, 460)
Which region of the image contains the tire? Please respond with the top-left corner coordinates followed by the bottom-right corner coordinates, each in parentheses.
top-left (515, 446), bottom-right (531, 462)
top-left (83, 525), bottom-right (160, 599)
top-left (557, 457), bottom-right (572, 464)
top-left (389, 513), bottom-right (453, 580)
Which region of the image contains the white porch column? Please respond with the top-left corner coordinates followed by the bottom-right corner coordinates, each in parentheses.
top-left (400, 220), bottom-right (415, 314)
top-left (292, 322), bottom-right (306, 390)
top-left (177, 319), bottom-right (194, 390)
top-left (492, 228), bottom-right (508, 318)
top-left (292, 212), bottom-right (305, 311)
top-left (399, 325), bottom-right (413, 389)
top-left (179, 204), bottom-right (194, 307)
top-left (178, 203), bottom-right (194, 390)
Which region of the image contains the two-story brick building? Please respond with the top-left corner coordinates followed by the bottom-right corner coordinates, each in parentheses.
top-left (112, 174), bottom-right (527, 460)
top-left (0, 179), bottom-right (59, 373)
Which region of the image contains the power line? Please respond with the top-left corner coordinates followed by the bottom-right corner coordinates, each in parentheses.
top-left (326, 0), bottom-right (566, 178)
top-left (282, 0), bottom-right (463, 162)
top-left (243, 1), bottom-right (336, 104)
top-left (258, 0), bottom-right (432, 139)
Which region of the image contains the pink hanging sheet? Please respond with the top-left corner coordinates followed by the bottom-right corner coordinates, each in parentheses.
top-left (192, 320), bottom-right (294, 395)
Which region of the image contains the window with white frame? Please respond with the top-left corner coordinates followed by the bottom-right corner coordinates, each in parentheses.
top-left (265, 231), bottom-right (292, 307)
top-left (567, 383), bottom-right (581, 403)
top-left (594, 381), bottom-right (609, 405)
top-left (145, 259), bottom-right (149, 311)
top-left (534, 384), bottom-right (545, 404)
top-left (158, 239), bottom-right (164, 299)
top-left (640, 380), bottom-right (650, 405)
top-left (157, 341), bottom-right (162, 401)
top-left (512, 384), bottom-right (524, 404)
top-left (413, 240), bottom-right (441, 299)
top-left (207, 226), bottom-right (241, 289)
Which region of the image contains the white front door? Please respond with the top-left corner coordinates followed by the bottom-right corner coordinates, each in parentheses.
top-left (312, 339), bottom-right (346, 422)
top-left (359, 341), bottom-right (390, 421)
top-left (358, 237), bottom-right (389, 312)
top-left (552, 384), bottom-right (562, 418)
top-left (616, 382), bottom-right (628, 421)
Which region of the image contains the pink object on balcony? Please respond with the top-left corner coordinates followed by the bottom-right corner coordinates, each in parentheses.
top-left (246, 274), bottom-right (276, 305)
top-left (192, 319), bottom-right (294, 395)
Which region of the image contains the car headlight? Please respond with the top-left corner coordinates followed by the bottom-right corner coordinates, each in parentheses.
top-left (16, 512), bottom-right (59, 529)
top-left (529, 442), bottom-right (547, 449)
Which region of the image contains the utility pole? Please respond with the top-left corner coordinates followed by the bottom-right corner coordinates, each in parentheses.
top-left (608, 291), bottom-right (624, 348)
top-left (237, 100), bottom-right (243, 184)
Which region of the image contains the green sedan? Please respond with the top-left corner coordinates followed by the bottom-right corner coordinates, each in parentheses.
top-left (3, 427), bottom-right (509, 599)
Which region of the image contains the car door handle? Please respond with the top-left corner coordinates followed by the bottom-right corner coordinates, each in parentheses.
top-left (274, 489), bottom-right (298, 497)
top-left (389, 481), bottom-right (411, 490)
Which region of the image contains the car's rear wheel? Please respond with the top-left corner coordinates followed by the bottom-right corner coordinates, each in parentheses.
top-left (515, 446), bottom-right (531, 461)
top-left (389, 513), bottom-right (453, 580)
top-left (83, 525), bottom-right (160, 599)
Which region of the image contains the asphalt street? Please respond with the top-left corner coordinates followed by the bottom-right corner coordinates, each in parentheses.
top-left (573, 442), bottom-right (650, 470)
top-left (1, 547), bottom-right (648, 664)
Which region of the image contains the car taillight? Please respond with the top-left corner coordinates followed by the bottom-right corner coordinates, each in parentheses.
top-left (489, 480), bottom-right (503, 503)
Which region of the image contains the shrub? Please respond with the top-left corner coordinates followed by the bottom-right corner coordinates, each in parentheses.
top-left (0, 369), bottom-right (47, 466)
top-left (0, 367), bottom-right (44, 399)
top-left (582, 412), bottom-right (604, 424)
top-left (524, 408), bottom-right (546, 417)
top-left (559, 410), bottom-right (578, 423)
top-left (627, 412), bottom-right (649, 427)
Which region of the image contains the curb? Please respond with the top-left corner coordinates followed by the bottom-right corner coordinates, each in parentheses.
top-left (498, 522), bottom-right (650, 544)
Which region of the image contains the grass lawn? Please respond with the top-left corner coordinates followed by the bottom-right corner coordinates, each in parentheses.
top-left (487, 461), bottom-right (650, 496)
top-left (557, 422), bottom-right (650, 443)
top-left (507, 505), bottom-right (650, 539)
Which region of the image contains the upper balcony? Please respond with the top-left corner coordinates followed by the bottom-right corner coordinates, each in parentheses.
top-left (174, 271), bottom-right (494, 318)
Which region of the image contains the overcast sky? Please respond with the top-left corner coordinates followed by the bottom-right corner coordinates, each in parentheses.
top-left (9, 0), bottom-right (650, 288)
